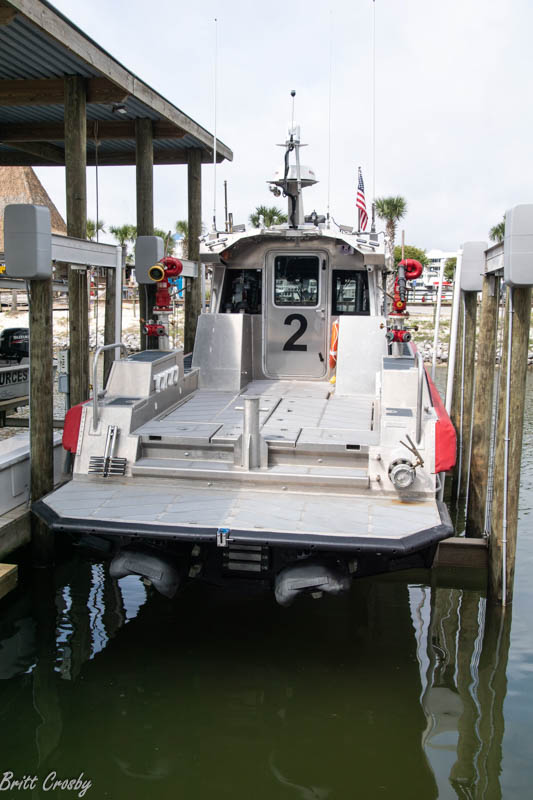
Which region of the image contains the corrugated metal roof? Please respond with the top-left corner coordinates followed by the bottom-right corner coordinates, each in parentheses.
top-left (0, 15), bottom-right (97, 79)
top-left (0, 1), bottom-right (232, 165)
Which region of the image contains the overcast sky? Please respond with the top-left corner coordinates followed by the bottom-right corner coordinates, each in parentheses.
top-left (34, 0), bottom-right (532, 251)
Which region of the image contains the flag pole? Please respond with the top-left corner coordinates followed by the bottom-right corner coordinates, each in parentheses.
top-left (357, 166), bottom-right (361, 232)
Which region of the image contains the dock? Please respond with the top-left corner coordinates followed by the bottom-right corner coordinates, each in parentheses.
top-left (0, 561), bottom-right (17, 600)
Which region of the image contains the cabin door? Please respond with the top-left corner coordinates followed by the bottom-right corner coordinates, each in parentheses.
top-left (264, 252), bottom-right (328, 379)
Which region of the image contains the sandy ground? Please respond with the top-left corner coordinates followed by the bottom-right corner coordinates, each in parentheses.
top-left (0, 295), bottom-right (184, 351)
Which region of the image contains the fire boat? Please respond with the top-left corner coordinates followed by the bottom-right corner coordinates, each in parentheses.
top-left (34, 125), bottom-right (456, 606)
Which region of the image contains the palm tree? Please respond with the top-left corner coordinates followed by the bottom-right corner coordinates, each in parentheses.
top-left (109, 223), bottom-right (136, 247)
top-left (110, 224), bottom-right (137, 264)
top-left (86, 218), bottom-right (106, 241)
top-left (249, 205), bottom-right (288, 228)
top-left (154, 228), bottom-right (176, 257)
top-left (489, 216), bottom-right (505, 243)
top-left (375, 196), bottom-right (407, 304)
top-left (175, 220), bottom-right (189, 259)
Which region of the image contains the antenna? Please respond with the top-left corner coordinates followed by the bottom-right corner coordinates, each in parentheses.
top-left (212, 17), bottom-right (218, 232)
top-left (290, 89), bottom-right (296, 131)
top-left (326, 8), bottom-right (333, 228)
top-left (224, 180), bottom-right (228, 232)
top-left (371, 0), bottom-right (376, 204)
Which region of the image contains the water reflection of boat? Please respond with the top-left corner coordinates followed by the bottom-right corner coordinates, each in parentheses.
top-left (34, 124), bottom-right (455, 606)
top-left (0, 558), bottom-right (511, 797)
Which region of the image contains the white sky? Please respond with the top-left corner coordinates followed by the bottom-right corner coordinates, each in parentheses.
top-left (34, 0), bottom-right (532, 251)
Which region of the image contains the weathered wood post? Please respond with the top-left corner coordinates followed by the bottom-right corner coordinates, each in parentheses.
top-left (449, 243), bottom-right (485, 507)
top-left (466, 266), bottom-right (501, 537)
top-left (5, 205), bottom-right (55, 563)
top-left (450, 292), bottom-right (477, 504)
top-left (489, 204), bottom-right (533, 603)
top-left (103, 247), bottom-right (121, 384)
top-left (136, 118), bottom-right (156, 350)
top-left (64, 75), bottom-right (89, 406)
top-left (489, 285), bottom-right (531, 603)
top-left (30, 275), bottom-right (54, 566)
top-left (184, 148), bottom-right (202, 354)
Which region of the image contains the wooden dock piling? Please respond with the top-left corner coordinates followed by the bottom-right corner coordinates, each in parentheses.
top-left (489, 285), bottom-right (532, 604)
top-left (104, 265), bottom-right (118, 384)
top-left (184, 148), bottom-right (202, 354)
top-left (136, 118), bottom-right (156, 350)
top-left (450, 291), bottom-right (478, 505)
top-left (65, 75), bottom-right (89, 407)
top-left (29, 276), bottom-right (55, 565)
top-left (0, 563), bottom-right (17, 601)
top-left (466, 275), bottom-right (501, 537)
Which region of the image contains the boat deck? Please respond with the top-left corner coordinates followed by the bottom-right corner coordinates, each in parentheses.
top-left (34, 380), bottom-right (453, 553)
top-left (38, 478), bottom-right (449, 553)
top-left (132, 380), bottom-right (379, 448)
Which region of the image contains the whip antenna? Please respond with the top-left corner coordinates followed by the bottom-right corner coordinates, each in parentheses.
top-left (212, 17), bottom-right (218, 232)
top-left (371, 0), bottom-right (376, 204)
top-left (290, 89), bottom-right (296, 131)
top-left (326, 7), bottom-right (333, 228)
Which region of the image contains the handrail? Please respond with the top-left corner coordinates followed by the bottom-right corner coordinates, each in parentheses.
top-left (416, 351), bottom-right (425, 444)
top-left (92, 342), bottom-right (128, 431)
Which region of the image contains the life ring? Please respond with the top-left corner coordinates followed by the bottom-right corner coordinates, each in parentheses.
top-left (329, 320), bottom-right (339, 369)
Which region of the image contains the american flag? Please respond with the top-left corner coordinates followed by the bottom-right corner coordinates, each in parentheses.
top-left (356, 167), bottom-right (368, 231)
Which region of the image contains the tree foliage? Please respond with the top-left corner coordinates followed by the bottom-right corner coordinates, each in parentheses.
top-left (444, 257), bottom-right (457, 281)
top-left (393, 245), bottom-right (428, 269)
top-left (489, 216), bottom-right (505, 243)
top-left (375, 196), bottom-right (407, 241)
top-left (110, 224), bottom-right (137, 264)
top-left (375, 196), bottom-right (408, 305)
top-left (249, 205), bottom-right (288, 228)
top-left (175, 220), bottom-right (189, 259)
top-left (154, 228), bottom-right (176, 256)
top-left (110, 224), bottom-right (136, 248)
top-left (375, 196), bottom-right (407, 267)
top-left (86, 218), bottom-right (105, 241)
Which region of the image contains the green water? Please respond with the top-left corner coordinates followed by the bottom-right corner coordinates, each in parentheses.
top-left (0, 372), bottom-right (532, 799)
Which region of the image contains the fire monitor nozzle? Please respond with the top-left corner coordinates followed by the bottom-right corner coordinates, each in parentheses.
top-left (148, 264), bottom-right (165, 282)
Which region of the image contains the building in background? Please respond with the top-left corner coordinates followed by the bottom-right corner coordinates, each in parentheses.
top-left (0, 166), bottom-right (66, 257)
top-left (423, 248), bottom-right (458, 290)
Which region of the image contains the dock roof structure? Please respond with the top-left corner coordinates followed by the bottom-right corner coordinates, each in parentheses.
top-left (0, 0), bottom-right (233, 167)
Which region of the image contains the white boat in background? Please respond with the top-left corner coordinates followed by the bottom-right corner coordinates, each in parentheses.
top-left (0, 327), bottom-right (29, 401)
top-left (34, 125), bottom-right (456, 606)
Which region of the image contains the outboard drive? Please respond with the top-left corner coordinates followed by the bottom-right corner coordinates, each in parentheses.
top-left (0, 327), bottom-right (29, 362)
top-left (110, 548), bottom-right (182, 598)
top-left (274, 561), bottom-right (351, 607)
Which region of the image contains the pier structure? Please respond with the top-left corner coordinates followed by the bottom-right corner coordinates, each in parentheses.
top-left (445, 208), bottom-right (533, 605)
top-left (0, 0), bottom-right (232, 572)
top-left (0, 0), bottom-right (232, 404)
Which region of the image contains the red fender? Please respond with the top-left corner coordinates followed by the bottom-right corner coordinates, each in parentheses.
top-left (62, 402), bottom-right (88, 453)
top-left (425, 368), bottom-right (456, 472)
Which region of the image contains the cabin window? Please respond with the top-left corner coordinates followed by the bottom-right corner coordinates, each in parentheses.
top-left (274, 255), bottom-right (319, 306)
top-left (332, 270), bottom-right (370, 315)
top-left (220, 269), bottom-right (262, 314)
